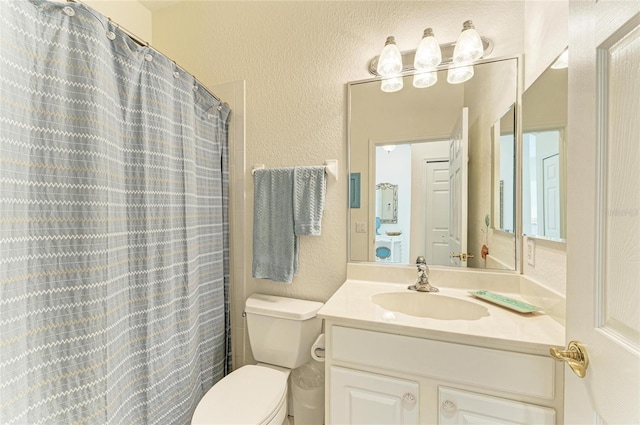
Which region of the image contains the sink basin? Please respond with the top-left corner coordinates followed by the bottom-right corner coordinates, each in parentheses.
top-left (372, 292), bottom-right (490, 320)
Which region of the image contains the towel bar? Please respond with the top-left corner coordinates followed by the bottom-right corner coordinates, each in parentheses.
top-left (251, 159), bottom-right (338, 181)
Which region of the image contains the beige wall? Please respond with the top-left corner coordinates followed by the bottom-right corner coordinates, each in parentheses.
top-left (84, 0), bottom-right (152, 42)
top-left (523, 0), bottom-right (568, 90)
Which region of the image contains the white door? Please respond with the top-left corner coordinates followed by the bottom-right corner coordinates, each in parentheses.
top-left (424, 160), bottom-right (450, 266)
top-left (330, 366), bottom-right (419, 425)
top-left (565, 2), bottom-right (640, 424)
top-left (542, 154), bottom-right (560, 239)
top-left (448, 107), bottom-right (469, 267)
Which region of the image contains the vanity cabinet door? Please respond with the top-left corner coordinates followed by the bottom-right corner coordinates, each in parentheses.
top-left (330, 366), bottom-right (419, 425)
top-left (438, 387), bottom-right (555, 425)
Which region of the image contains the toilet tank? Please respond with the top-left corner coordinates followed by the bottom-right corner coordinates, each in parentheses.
top-left (245, 294), bottom-right (323, 369)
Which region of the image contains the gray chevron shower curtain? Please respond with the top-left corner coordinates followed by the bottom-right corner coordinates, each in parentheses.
top-left (0, 1), bottom-right (231, 423)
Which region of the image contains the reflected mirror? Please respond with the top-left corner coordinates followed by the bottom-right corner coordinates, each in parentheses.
top-left (522, 51), bottom-right (568, 241)
top-left (491, 104), bottom-right (516, 234)
top-left (349, 57), bottom-right (518, 270)
top-left (376, 183), bottom-right (398, 223)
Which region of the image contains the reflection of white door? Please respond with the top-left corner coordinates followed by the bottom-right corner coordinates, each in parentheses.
top-left (565, 2), bottom-right (640, 424)
top-left (424, 160), bottom-right (449, 266)
top-left (448, 108), bottom-right (469, 267)
top-left (542, 154), bottom-right (560, 238)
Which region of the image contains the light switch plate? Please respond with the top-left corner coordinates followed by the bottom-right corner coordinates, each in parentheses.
top-left (355, 222), bottom-right (366, 233)
top-left (527, 238), bottom-right (536, 266)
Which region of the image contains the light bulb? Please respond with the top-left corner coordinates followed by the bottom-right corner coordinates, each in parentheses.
top-left (452, 20), bottom-right (483, 64)
top-left (413, 69), bottom-right (437, 88)
top-left (447, 64), bottom-right (474, 84)
top-left (376, 36), bottom-right (403, 77)
top-left (414, 28), bottom-right (442, 70)
top-left (380, 76), bottom-right (403, 92)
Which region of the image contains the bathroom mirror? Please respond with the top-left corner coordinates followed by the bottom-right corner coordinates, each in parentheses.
top-left (348, 57), bottom-right (518, 269)
top-left (491, 104), bottom-right (516, 234)
top-left (522, 51), bottom-right (568, 241)
top-left (376, 183), bottom-right (398, 223)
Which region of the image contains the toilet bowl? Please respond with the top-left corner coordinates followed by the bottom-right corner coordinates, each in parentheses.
top-left (191, 294), bottom-right (323, 425)
top-left (191, 365), bottom-right (289, 425)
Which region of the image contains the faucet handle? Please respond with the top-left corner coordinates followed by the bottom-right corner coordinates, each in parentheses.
top-left (416, 256), bottom-right (426, 265)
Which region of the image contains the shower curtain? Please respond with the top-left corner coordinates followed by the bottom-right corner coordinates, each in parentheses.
top-left (0, 1), bottom-right (231, 424)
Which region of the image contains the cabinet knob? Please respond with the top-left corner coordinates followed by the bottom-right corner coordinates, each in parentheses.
top-left (402, 392), bottom-right (417, 409)
top-left (441, 399), bottom-right (457, 415)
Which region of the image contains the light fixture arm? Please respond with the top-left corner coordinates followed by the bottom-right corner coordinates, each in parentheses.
top-left (368, 36), bottom-right (493, 76)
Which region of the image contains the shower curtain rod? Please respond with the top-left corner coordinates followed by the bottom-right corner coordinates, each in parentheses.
top-left (66, 0), bottom-right (226, 106)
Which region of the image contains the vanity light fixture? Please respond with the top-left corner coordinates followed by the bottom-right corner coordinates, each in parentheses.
top-left (452, 20), bottom-right (484, 64)
top-left (414, 28), bottom-right (442, 69)
top-left (380, 76), bottom-right (403, 93)
top-left (447, 20), bottom-right (483, 84)
top-left (368, 22), bottom-right (492, 92)
top-left (413, 28), bottom-right (441, 88)
top-left (413, 70), bottom-right (438, 88)
top-left (447, 63), bottom-right (474, 84)
top-left (376, 36), bottom-right (403, 77)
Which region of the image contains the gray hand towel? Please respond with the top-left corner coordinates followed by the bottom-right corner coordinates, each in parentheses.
top-left (252, 168), bottom-right (298, 283)
top-left (294, 166), bottom-right (326, 236)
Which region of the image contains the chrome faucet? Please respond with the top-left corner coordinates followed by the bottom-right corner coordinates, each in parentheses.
top-left (408, 256), bottom-right (439, 292)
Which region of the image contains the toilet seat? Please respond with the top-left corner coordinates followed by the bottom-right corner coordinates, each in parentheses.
top-left (191, 365), bottom-right (288, 425)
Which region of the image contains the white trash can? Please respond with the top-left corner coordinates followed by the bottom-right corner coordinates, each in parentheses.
top-left (291, 360), bottom-right (325, 425)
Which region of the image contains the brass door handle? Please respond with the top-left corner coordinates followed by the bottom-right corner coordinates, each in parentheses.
top-left (550, 340), bottom-right (589, 378)
top-left (450, 252), bottom-right (475, 261)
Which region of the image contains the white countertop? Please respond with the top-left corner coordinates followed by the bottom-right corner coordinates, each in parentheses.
top-left (317, 279), bottom-right (566, 355)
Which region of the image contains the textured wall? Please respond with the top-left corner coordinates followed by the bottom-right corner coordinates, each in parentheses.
top-left (523, 0), bottom-right (568, 90)
top-left (522, 236), bottom-right (567, 295)
top-left (84, 0), bottom-right (152, 42)
top-left (152, 0), bottom-right (525, 295)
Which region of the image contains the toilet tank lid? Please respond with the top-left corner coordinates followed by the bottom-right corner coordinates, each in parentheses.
top-left (245, 294), bottom-right (324, 320)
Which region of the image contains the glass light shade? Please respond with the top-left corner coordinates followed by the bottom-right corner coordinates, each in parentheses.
top-left (380, 76), bottom-right (403, 92)
top-left (382, 145), bottom-right (396, 153)
top-left (452, 20), bottom-right (483, 64)
top-left (376, 36), bottom-right (403, 77)
top-left (413, 70), bottom-right (438, 88)
top-left (551, 49), bottom-right (569, 69)
top-left (414, 28), bottom-right (442, 69)
top-left (447, 64), bottom-right (474, 84)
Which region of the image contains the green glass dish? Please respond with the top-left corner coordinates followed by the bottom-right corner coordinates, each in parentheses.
top-left (468, 290), bottom-right (543, 313)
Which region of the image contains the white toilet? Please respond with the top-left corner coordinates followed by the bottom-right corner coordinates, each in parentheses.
top-left (191, 293), bottom-right (324, 425)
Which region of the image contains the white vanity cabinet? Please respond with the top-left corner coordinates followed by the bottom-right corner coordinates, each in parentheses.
top-left (324, 325), bottom-right (563, 425)
top-left (330, 366), bottom-right (419, 424)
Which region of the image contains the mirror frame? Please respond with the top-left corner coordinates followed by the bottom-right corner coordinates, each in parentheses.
top-left (346, 55), bottom-right (523, 272)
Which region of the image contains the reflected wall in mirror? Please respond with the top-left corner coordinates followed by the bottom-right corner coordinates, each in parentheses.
top-left (522, 52), bottom-right (568, 241)
top-left (349, 57), bottom-right (518, 270)
top-left (492, 104), bottom-right (516, 234)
